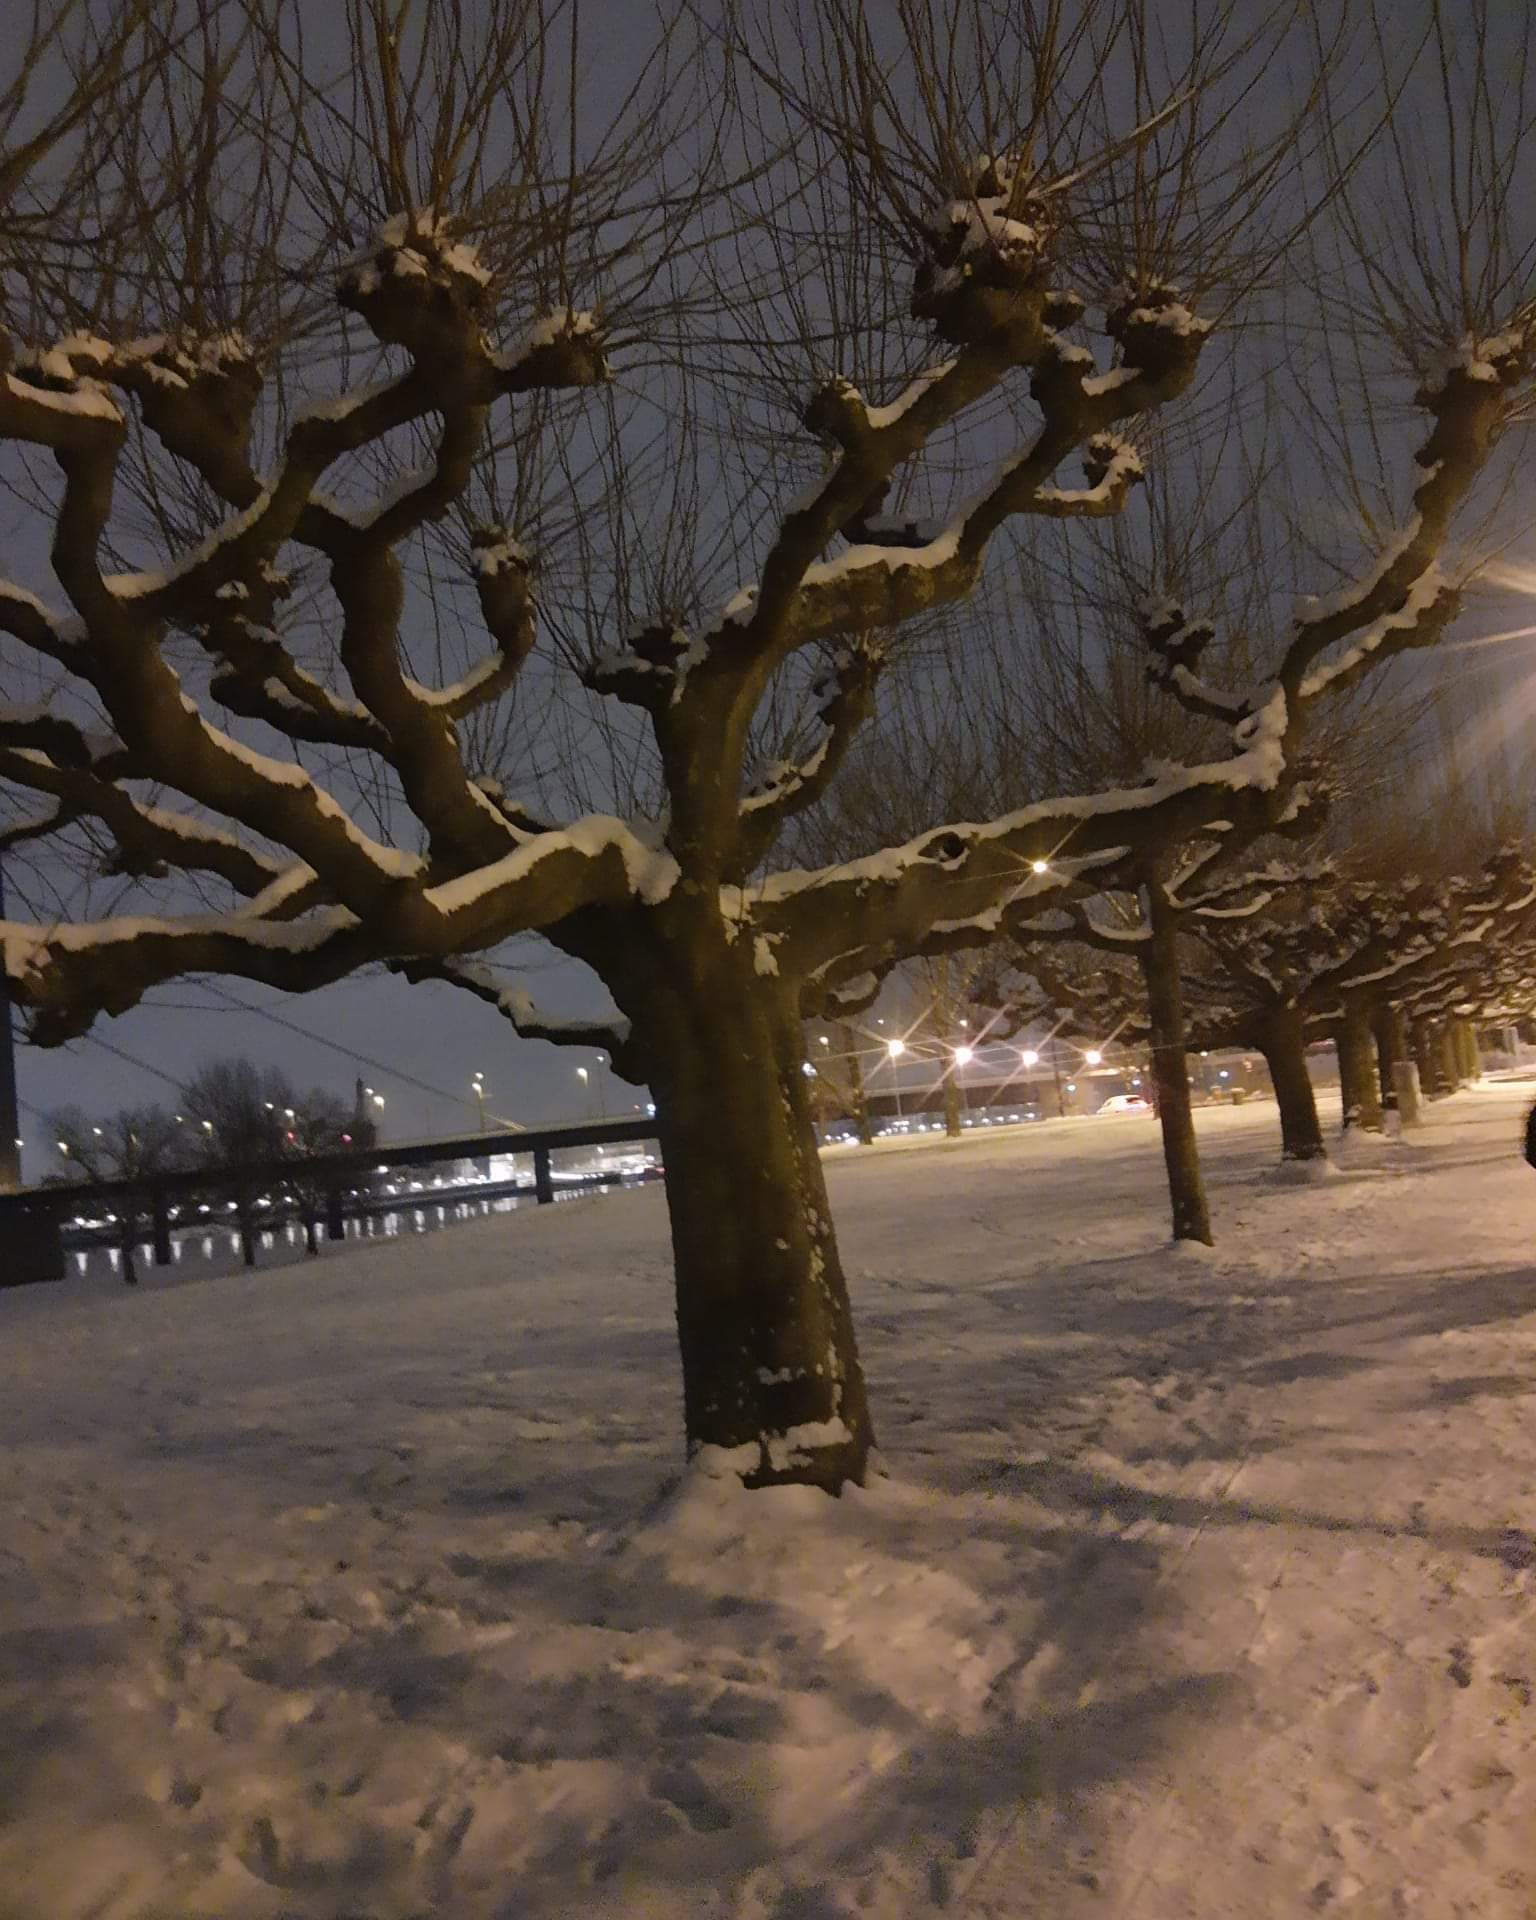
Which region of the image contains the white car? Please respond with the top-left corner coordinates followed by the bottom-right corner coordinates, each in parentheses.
top-left (1097, 1094), bottom-right (1153, 1114)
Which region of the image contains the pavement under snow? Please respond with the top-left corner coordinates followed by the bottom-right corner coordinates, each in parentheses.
top-left (2, 1086), bottom-right (1533, 1919)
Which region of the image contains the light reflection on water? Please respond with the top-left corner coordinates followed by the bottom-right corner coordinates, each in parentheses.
top-left (63, 1188), bottom-right (586, 1286)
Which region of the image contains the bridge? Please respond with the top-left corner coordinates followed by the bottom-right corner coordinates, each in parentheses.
top-left (0, 1114), bottom-right (661, 1287)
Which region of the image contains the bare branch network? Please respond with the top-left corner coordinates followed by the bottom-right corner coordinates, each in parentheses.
top-left (3, 193), bottom-right (1528, 1046)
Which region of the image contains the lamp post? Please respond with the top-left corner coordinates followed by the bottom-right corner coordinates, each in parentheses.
top-left (472, 1070), bottom-right (487, 1132)
top-left (576, 1065), bottom-right (591, 1115)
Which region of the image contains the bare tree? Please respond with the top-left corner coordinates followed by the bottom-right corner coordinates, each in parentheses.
top-left (49, 1096), bottom-right (185, 1280)
top-left (4, 2), bottom-right (1536, 1490)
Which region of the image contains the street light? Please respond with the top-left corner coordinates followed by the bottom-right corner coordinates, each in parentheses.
top-left (886, 1037), bottom-right (906, 1122)
top-left (472, 1070), bottom-right (486, 1133)
top-left (1084, 1048), bottom-right (1103, 1067)
top-left (1031, 858), bottom-right (1050, 874)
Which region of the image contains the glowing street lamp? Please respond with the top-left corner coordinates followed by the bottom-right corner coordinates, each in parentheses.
top-left (1084, 1048), bottom-right (1103, 1068)
top-left (1020, 1048), bottom-right (1039, 1068)
top-left (472, 1069), bottom-right (487, 1133)
top-left (1031, 858), bottom-right (1050, 874)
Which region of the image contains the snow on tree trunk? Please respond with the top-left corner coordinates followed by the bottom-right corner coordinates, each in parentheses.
top-left (643, 948), bottom-right (873, 1492)
top-left (1338, 1001), bottom-right (1383, 1133)
top-left (1259, 1009), bottom-right (1326, 1162)
top-left (1393, 1058), bottom-right (1423, 1127)
top-left (1143, 877), bottom-right (1212, 1243)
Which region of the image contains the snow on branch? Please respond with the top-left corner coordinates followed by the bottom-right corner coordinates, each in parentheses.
top-left (1140, 598), bottom-right (1251, 726)
top-left (393, 956), bottom-right (634, 1064)
top-left (0, 745), bottom-right (287, 896)
top-left (2, 902), bottom-right (370, 1045)
top-left (1283, 321), bottom-right (1534, 703)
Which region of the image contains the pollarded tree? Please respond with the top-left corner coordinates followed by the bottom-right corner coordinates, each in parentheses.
top-left (1005, 850), bottom-right (1536, 1162)
top-left (5, 1), bottom-right (1536, 1491)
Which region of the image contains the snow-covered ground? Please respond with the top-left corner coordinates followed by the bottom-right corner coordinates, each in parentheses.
top-left (3, 1087), bottom-right (1534, 1919)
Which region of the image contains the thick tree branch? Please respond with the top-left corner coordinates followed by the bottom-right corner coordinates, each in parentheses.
top-left (393, 955), bottom-right (637, 1073)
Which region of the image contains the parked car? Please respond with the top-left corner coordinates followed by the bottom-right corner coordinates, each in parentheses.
top-left (1097, 1094), bottom-right (1153, 1115)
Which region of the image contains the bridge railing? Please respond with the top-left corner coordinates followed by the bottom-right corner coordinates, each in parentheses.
top-left (0, 1115), bottom-right (661, 1287)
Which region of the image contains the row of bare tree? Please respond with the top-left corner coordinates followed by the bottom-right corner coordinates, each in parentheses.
top-left (48, 1056), bottom-right (375, 1279)
top-left (4, 0), bottom-right (1536, 1488)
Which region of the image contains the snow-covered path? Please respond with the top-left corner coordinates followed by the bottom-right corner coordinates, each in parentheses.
top-left (3, 1088), bottom-right (1534, 1918)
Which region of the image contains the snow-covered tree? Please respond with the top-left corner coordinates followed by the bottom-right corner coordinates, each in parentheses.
top-left (5, 2), bottom-right (1536, 1489)
top-left (1003, 851), bottom-right (1536, 1165)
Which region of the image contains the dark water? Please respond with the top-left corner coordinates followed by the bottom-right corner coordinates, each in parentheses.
top-left (66, 1183), bottom-right (616, 1288)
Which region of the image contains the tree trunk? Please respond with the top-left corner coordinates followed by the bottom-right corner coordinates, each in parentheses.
top-left (1373, 1004), bottom-right (1404, 1113)
top-left (1338, 1001), bottom-right (1383, 1132)
top-left (119, 1215), bottom-right (139, 1287)
top-left (643, 953), bottom-right (874, 1492)
top-left (838, 1024), bottom-right (874, 1146)
top-left (942, 1065), bottom-right (963, 1138)
top-left (937, 956), bottom-right (962, 1137)
top-left (1412, 1019), bottom-right (1442, 1098)
top-left (1142, 877), bottom-right (1213, 1243)
top-left (1259, 1008), bottom-right (1326, 1161)
top-left (1393, 1057), bottom-right (1423, 1127)
top-left (1437, 1023), bottom-right (1461, 1094)
top-left (1455, 1020), bottom-right (1481, 1083)
top-left (303, 1207), bottom-right (319, 1256)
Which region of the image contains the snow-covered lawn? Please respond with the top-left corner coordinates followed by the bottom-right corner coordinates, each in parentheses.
top-left (3, 1087), bottom-right (1534, 1919)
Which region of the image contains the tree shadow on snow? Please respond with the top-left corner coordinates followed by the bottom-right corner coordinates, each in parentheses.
top-left (128, 1440), bottom-right (1259, 1920)
top-left (1002, 1458), bottom-right (1536, 1574)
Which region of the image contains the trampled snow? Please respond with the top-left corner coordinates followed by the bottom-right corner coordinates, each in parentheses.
top-left (2, 1087), bottom-right (1534, 1917)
